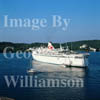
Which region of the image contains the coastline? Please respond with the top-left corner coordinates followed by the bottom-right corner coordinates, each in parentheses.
top-left (0, 40), bottom-right (100, 53)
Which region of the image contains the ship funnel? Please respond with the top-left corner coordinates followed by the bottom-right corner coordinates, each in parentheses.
top-left (48, 42), bottom-right (54, 50)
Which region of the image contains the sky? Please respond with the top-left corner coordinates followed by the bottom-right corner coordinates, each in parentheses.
top-left (0, 0), bottom-right (100, 43)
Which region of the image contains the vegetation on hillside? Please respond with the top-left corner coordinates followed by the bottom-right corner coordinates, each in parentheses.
top-left (0, 40), bottom-right (100, 53)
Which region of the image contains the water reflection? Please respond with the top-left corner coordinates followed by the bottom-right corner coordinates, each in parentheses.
top-left (27, 60), bottom-right (86, 78)
top-left (27, 60), bottom-right (86, 100)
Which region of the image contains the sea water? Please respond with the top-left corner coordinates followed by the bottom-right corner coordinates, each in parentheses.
top-left (0, 52), bottom-right (100, 100)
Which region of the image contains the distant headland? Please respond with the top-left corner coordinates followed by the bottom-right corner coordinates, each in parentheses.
top-left (0, 40), bottom-right (100, 53)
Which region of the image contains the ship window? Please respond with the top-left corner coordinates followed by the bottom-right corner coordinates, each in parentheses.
top-left (75, 56), bottom-right (83, 58)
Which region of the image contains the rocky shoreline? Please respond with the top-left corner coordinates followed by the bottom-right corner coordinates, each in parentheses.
top-left (0, 97), bottom-right (15, 100)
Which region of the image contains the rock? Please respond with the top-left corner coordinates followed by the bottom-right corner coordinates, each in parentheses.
top-left (0, 97), bottom-right (15, 100)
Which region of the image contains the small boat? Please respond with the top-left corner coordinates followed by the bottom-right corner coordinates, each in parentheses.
top-left (27, 68), bottom-right (36, 73)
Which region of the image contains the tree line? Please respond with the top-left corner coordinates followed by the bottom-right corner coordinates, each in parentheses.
top-left (0, 40), bottom-right (100, 53)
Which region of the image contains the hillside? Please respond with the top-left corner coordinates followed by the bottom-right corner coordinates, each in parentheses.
top-left (0, 40), bottom-right (100, 53)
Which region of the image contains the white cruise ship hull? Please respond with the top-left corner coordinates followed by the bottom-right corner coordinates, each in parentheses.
top-left (32, 53), bottom-right (89, 67)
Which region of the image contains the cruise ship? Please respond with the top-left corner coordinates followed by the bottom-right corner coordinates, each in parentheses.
top-left (31, 42), bottom-right (89, 67)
